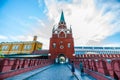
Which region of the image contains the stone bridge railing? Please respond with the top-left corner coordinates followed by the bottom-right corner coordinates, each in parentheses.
top-left (75, 54), bottom-right (120, 59)
top-left (0, 58), bottom-right (54, 79)
top-left (71, 54), bottom-right (120, 80)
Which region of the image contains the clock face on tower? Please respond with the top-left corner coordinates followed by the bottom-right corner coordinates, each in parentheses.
top-left (60, 45), bottom-right (64, 49)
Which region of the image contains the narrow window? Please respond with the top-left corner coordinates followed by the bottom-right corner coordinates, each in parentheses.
top-left (53, 43), bottom-right (56, 48)
top-left (68, 43), bottom-right (71, 48)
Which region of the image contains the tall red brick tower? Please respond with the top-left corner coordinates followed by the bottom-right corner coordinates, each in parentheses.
top-left (49, 11), bottom-right (74, 63)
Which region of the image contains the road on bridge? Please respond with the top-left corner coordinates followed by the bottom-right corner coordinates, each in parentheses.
top-left (6, 64), bottom-right (96, 80)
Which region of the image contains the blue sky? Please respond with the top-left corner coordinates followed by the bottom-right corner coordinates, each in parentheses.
top-left (0, 0), bottom-right (120, 49)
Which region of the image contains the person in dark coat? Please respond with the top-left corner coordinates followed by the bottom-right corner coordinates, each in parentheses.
top-left (71, 61), bottom-right (75, 75)
top-left (80, 62), bottom-right (84, 73)
top-left (80, 62), bottom-right (84, 76)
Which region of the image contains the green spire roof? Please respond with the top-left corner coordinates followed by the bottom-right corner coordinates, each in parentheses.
top-left (60, 11), bottom-right (65, 22)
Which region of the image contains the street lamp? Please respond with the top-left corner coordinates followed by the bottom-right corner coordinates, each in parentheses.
top-left (48, 53), bottom-right (51, 56)
top-left (73, 54), bottom-right (75, 56)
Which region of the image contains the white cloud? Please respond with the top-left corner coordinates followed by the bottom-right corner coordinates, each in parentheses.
top-left (0, 35), bottom-right (8, 40)
top-left (38, 0), bottom-right (43, 8)
top-left (3, 0), bottom-right (120, 49)
top-left (41, 0), bottom-right (120, 47)
top-left (9, 35), bottom-right (33, 41)
top-left (102, 43), bottom-right (120, 47)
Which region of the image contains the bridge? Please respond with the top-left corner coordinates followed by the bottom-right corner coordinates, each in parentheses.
top-left (0, 11), bottom-right (120, 80)
top-left (0, 53), bottom-right (120, 80)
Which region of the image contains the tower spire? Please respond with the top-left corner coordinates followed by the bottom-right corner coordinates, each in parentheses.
top-left (60, 11), bottom-right (65, 23)
top-left (58, 11), bottom-right (66, 29)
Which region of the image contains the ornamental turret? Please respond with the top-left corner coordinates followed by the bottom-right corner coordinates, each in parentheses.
top-left (52, 11), bottom-right (73, 38)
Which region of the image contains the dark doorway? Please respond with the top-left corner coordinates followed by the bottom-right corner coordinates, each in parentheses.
top-left (58, 54), bottom-right (66, 64)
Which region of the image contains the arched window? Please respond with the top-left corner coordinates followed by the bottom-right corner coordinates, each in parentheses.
top-left (68, 43), bottom-right (71, 48)
top-left (59, 31), bottom-right (66, 38)
top-left (53, 43), bottom-right (56, 48)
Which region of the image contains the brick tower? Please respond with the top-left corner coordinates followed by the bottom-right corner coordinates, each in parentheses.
top-left (49, 11), bottom-right (74, 62)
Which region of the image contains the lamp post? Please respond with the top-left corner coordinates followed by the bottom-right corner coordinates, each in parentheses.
top-left (48, 53), bottom-right (51, 59)
top-left (73, 54), bottom-right (75, 56)
top-left (48, 53), bottom-right (51, 56)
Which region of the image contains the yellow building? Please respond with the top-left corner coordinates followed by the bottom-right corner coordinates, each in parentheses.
top-left (0, 36), bottom-right (42, 54)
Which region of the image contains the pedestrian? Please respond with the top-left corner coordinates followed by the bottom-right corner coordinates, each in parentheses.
top-left (71, 61), bottom-right (75, 75)
top-left (80, 62), bottom-right (84, 73)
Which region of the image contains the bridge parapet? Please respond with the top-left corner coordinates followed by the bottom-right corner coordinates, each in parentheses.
top-left (0, 58), bottom-right (14, 73)
top-left (72, 55), bottom-right (120, 80)
top-left (75, 54), bottom-right (120, 59)
top-left (0, 58), bottom-right (54, 79)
